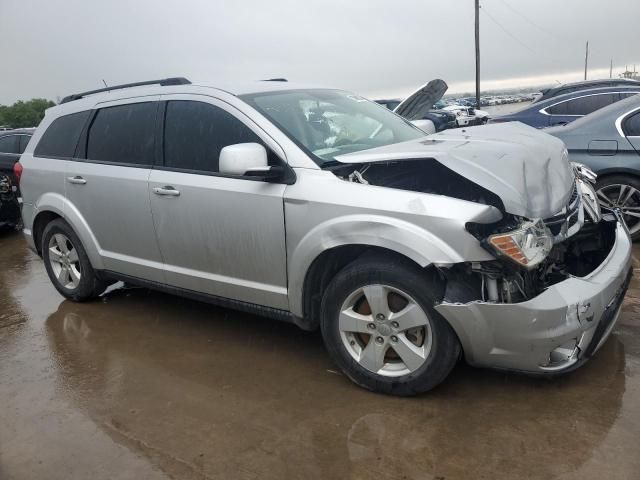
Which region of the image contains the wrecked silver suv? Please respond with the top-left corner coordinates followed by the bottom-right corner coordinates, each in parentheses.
top-left (18, 79), bottom-right (632, 395)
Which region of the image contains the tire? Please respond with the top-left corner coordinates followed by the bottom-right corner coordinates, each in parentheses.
top-left (595, 175), bottom-right (640, 241)
top-left (320, 255), bottom-right (460, 396)
top-left (42, 219), bottom-right (108, 301)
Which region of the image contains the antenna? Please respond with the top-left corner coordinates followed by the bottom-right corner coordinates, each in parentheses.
top-left (102, 79), bottom-right (108, 88)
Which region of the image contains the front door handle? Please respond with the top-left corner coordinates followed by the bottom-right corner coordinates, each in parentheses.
top-left (67, 176), bottom-right (87, 185)
top-left (152, 186), bottom-right (181, 197)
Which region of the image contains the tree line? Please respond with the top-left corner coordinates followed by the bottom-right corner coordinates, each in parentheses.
top-left (0, 99), bottom-right (56, 129)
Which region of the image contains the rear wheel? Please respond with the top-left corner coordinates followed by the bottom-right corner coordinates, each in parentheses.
top-left (595, 175), bottom-right (640, 240)
top-left (320, 256), bottom-right (460, 395)
top-left (42, 219), bottom-right (108, 301)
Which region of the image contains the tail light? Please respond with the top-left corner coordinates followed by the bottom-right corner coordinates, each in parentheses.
top-left (13, 161), bottom-right (23, 184)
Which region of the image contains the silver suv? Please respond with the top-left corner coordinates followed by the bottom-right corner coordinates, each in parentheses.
top-left (18, 78), bottom-right (632, 395)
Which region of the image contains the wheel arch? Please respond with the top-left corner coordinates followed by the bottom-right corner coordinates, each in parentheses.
top-left (31, 195), bottom-right (104, 270)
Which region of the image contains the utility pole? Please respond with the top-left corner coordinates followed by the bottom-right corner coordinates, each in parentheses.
top-left (584, 41), bottom-right (589, 80)
top-left (610, 59), bottom-right (613, 79)
top-left (475, 0), bottom-right (480, 109)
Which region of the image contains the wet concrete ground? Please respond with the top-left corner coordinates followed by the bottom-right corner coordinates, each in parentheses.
top-left (1, 230), bottom-right (640, 480)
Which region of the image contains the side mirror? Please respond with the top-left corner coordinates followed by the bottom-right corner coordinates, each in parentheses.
top-left (411, 119), bottom-right (436, 135)
top-left (219, 143), bottom-right (268, 176)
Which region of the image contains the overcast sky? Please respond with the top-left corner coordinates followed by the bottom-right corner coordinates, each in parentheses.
top-left (1, 0), bottom-right (638, 104)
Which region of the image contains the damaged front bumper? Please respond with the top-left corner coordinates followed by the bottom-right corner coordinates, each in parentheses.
top-left (435, 220), bottom-right (632, 373)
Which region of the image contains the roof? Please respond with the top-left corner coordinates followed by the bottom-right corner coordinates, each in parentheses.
top-left (0, 128), bottom-right (36, 136)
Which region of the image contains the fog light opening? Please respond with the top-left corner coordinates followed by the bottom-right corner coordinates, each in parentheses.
top-left (540, 339), bottom-right (580, 371)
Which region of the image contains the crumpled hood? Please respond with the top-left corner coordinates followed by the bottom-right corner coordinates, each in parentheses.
top-left (335, 122), bottom-right (575, 219)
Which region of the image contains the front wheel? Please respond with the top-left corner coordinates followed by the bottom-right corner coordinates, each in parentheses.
top-left (595, 175), bottom-right (640, 240)
top-left (320, 256), bottom-right (460, 395)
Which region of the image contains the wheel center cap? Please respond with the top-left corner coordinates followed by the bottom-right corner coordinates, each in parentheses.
top-left (378, 323), bottom-right (392, 336)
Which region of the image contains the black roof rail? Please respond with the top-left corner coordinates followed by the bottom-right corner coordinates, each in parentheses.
top-left (261, 78), bottom-right (288, 82)
top-left (60, 77), bottom-right (191, 104)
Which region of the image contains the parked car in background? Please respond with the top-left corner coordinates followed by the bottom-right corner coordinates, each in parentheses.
top-left (377, 79), bottom-right (457, 133)
top-left (532, 79), bottom-right (640, 104)
top-left (443, 105), bottom-right (489, 126)
top-left (18, 78), bottom-right (630, 395)
top-left (546, 94), bottom-right (640, 240)
top-left (0, 128), bottom-right (34, 229)
top-left (489, 86), bottom-right (640, 128)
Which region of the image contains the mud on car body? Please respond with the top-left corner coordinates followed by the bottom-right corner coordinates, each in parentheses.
top-left (17, 78), bottom-right (632, 395)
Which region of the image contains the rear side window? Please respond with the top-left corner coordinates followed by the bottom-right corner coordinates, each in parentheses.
top-left (547, 94), bottom-right (617, 116)
top-left (34, 111), bottom-right (90, 158)
top-left (623, 112), bottom-right (640, 136)
top-left (87, 102), bottom-right (156, 165)
top-left (163, 100), bottom-right (261, 172)
top-left (0, 135), bottom-right (17, 154)
top-left (18, 135), bottom-right (31, 153)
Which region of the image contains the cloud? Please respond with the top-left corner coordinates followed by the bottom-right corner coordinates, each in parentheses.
top-left (1, 0), bottom-right (638, 104)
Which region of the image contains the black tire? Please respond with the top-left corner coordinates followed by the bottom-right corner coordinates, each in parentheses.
top-left (595, 174), bottom-right (640, 241)
top-left (320, 255), bottom-right (460, 396)
top-left (42, 219), bottom-right (108, 301)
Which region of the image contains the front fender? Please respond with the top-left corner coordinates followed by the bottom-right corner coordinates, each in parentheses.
top-left (32, 192), bottom-right (104, 270)
top-left (287, 214), bottom-right (494, 317)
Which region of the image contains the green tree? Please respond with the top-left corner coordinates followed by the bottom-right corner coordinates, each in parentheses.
top-left (0, 98), bottom-right (56, 128)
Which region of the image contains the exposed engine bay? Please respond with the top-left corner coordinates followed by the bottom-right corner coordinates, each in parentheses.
top-left (441, 217), bottom-right (617, 304)
top-left (334, 158), bottom-right (505, 211)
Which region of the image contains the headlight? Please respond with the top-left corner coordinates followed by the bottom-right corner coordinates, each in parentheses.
top-left (488, 219), bottom-right (553, 268)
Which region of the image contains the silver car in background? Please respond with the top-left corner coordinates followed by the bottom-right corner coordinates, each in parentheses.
top-left (17, 78), bottom-right (632, 395)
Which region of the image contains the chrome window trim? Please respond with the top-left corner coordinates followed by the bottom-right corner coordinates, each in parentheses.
top-left (539, 91), bottom-right (640, 117)
top-left (615, 105), bottom-right (640, 138)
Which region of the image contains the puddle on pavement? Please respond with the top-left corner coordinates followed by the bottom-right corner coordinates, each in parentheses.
top-left (2, 230), bottom-right (640, 480)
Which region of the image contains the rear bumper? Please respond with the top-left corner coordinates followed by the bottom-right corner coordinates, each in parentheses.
top-left (435, 220), bottom-right (632, 373)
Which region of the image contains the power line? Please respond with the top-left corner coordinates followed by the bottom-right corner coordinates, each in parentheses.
top-left (495, 0), bottom-right (565, 41)
top-left (480, 6), bottom-right (538, 55)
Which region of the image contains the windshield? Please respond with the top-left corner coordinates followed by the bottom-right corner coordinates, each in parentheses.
top-left (240, 89), bottom-right (425, 165)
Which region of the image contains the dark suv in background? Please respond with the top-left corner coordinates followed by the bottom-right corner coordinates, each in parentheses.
top-left (0, 128), bottom-right (33, 228)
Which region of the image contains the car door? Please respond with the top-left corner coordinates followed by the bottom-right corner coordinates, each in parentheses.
top-left (148, 96), bottom-right (289, 310)
top-left (65, 97), bottom-right (166, 283)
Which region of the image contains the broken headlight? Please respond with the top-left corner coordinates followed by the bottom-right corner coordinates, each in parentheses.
top-left (487, 219), bottom-right (553, 268)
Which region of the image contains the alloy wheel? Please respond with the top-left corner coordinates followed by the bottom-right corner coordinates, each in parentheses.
top-left (48, 233), bottom-right (82, 289)
top-left (596, 183), bottom-right (640, 236)
top-left (339, 284), bottom-right (433, 377)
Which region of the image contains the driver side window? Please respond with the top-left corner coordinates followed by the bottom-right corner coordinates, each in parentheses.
top-left (163, 100), bottom-right (267, 173)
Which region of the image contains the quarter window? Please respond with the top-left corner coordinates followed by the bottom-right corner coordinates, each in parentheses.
top-left (623, 112), bottom-right (640, 137)
top-left (163, 100), bottom-right (262, 172)
top-left (34, 111), bottom-right (91, 158)
top-left (87, 102), bottom-right (156, 165)
top-left (547, 94), bottom-right (618, 116)
top-left (0, 135), bottom-right (17, 154)
top-left (18, 135), bottom-right (31, 153)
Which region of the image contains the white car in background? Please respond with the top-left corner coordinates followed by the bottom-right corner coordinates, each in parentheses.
top-left (443, 105), bottom-right (490, 127)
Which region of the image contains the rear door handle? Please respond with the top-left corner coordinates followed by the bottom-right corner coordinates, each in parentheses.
top-left (152, 186), bottom-right (181, 197)
top-left (67, 176), bottom-right (87, 185)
